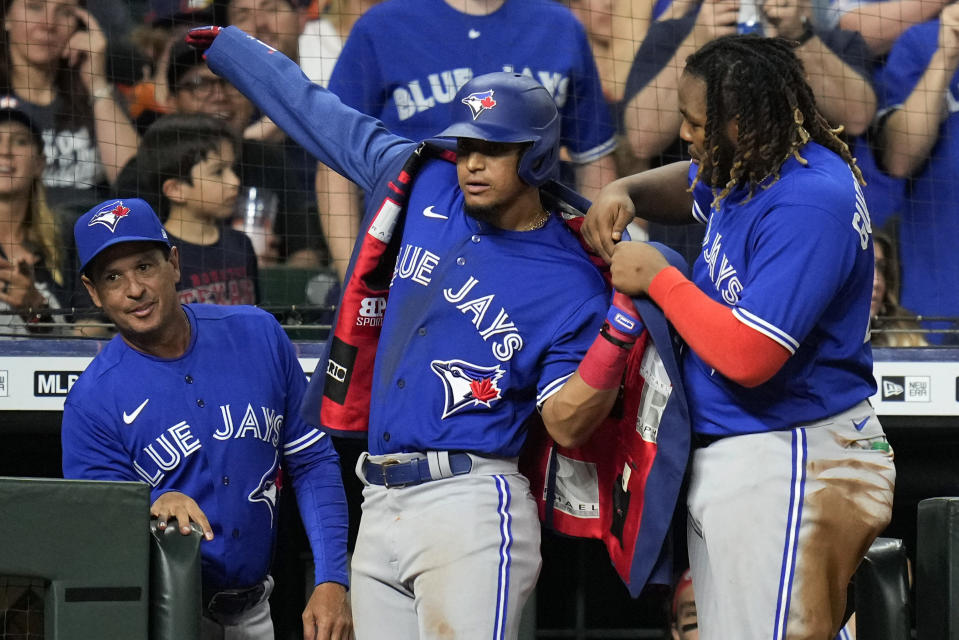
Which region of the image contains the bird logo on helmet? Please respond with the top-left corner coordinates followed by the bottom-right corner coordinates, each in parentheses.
top-left (436, 72), bottom-right (561, 186)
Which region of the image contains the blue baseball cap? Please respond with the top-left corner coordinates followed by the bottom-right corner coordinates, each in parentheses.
top-left (75, 198), bottom-right (172, 274)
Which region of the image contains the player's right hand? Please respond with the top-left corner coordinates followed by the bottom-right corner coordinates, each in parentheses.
top-left (185, 25), bottom-right (222, 52)
top-left (583, 180), bottom-right (636, 263)
top-left (151, 491), bottom-right (214, 541)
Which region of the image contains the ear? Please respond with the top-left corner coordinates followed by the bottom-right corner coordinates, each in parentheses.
top-left (726, 116), bottom-right (739, 146)
top-left (168, 246), bottom-right (182, 285)
top-left (80, 274), bottom-right (103, 309)
top-left (162, 177), bottom-right (187, 205)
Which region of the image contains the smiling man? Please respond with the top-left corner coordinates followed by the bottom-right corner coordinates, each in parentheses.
top-left (61, 198), bottom-right (352, 640)
top-left (186, 24), bottom-right (645, 639)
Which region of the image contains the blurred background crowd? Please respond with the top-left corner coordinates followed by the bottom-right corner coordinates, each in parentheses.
top-left (0, 0), bottom-right (947, 345)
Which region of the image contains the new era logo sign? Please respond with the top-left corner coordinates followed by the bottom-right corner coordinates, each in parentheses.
top-left (882, 378), bottom-right (904, 400)
top-left (881, 375), bottom-right (930, 402)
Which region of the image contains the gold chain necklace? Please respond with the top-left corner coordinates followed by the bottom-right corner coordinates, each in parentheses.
top-left (522, 210), bottom-right (550, 231)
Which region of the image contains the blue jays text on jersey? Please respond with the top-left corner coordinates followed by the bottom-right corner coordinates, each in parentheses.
top-left (203, 27), bottom-right (610, 459)
top-left (328, 0), bottom-right (616, 163)
top-left (685, 143), bottom-right (876, 436)
top-left (62, 304), bottom-right (348, 590)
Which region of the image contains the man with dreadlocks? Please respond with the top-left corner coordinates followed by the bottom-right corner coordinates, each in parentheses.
top-left (584, 35), bottom-right (896, 640)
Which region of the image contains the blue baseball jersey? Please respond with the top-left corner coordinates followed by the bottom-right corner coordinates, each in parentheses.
top-left (328, 0), bottom-right (616, 164)
top-left (205, 28), bottom-right (609, 459)
top-left (876, 19), bottom-right (959, 339)
top-left (367, 160), bottom-right (608, 457)
top-left (62, 304), bottom-right (348, 590)
top-left (684, 143), bottom-right (876, 435)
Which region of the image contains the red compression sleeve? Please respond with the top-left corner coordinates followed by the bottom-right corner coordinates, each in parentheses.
top-left (648, 267), bottom-right (790, 387)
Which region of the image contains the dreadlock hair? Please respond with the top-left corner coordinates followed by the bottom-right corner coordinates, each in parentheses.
top-left (684, 34), bottom-right (863, 208)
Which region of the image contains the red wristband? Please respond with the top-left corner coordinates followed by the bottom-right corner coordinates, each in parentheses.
top-left (578, 331), bottom-right (630, 390)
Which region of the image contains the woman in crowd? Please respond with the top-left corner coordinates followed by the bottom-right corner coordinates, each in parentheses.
top-left (871, 232), bottom-right (928, 347)
top-left (0, 0), bottom-right (138, 215)
top-left (0, 98), bottom-right (71, 335)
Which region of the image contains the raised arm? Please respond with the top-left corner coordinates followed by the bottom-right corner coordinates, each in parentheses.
top-left (764, 0), bottom-right (876, 136)
top-left (621, 0), bottom-right (738, 162)
top-left (193, 26), bottom-right (414, 194)
top-left (882, 8), bottom-right (959, 178)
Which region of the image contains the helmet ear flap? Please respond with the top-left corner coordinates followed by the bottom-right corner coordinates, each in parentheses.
top-left (519, 141), bottom-right (558, 186)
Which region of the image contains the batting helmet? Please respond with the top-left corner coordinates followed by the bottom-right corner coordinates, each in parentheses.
top-left (436, 72), bottom-right (560, 187)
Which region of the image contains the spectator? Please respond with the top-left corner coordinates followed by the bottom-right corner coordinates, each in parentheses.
top-left (0, 96), bottom-right (70, 334)
top-left (126, 40), bottom-right (328, 268)
top-left (564, 0), bottom-right (656, 181)
top-left (317, 0), bottom-right (619, 281)
top-left (619, 0), bottom-right (876, 266)
top-left (298, 0), bottom-right (381, 88)
top-left (124, 0), bottom-right (221, 133)
top-left (120, 112), bottom-right (259, 306)
top-left (62, 197), bottom-right (351, 639)
top-left (0, 0), bottom-right (139, 216)
top-left (824, 0), bottom-right (952, 57)
top-left (877, 4), bottom-right (959, 344)
top-left (871, 231), bottom-right (927, 347)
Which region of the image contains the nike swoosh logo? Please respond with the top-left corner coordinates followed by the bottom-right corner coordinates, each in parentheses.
top-left (123, 398), bottom-right (150, 425)
top-left (853, 417), bottom-right (869, 431)
top-left (423, 205), bottom-right (448, 220)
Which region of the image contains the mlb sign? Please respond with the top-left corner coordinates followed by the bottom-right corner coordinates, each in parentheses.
top-left (880, 376), bottom-right (930, 402)
top-left (34, 371), bottom-right (83, 397)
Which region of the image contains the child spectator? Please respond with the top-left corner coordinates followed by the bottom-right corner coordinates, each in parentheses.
top-left (121, 112), bottom-right (259, 305)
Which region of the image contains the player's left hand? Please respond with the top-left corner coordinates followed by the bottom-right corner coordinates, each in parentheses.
top-left (609, 241), bottom-right (670, 297)
top-left (302, 582), bottom-right (353, 640)
top-left (185, 26), bottom-right (222, 52)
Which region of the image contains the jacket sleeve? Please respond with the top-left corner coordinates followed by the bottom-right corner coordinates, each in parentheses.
top-left (204, 26), bottom-right (416, 195)
top-left (272, 318), bottom-right (350, 587)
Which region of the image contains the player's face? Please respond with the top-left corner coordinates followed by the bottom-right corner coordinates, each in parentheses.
top-left (456, 138), bottom-right (535, 226)
top-left (4, 0), bottom-right (80, 67)
top-left (872, 239), bottom-right (887, 318)
top-left (170, 65), bottom-right (252, 134)
top-left (0, 120), bottom-right (44, 198)
top-left (173, 140), bottom-right (240, 222)
top-left (82, 243), bottom-right (183, 347)
top-left (228, 0), bottom-right (301, 58)
top-left (671, 586), bottom-right (699, 640)
top-left (678, 71), bottom-right (737, 180)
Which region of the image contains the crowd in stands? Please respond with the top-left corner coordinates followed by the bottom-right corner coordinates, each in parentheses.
top-left (0, 0), bottom-right (953, 345)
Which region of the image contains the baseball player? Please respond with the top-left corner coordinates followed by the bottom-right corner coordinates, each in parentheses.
top-left (187, 25), bottom-right (645, 639)
top-left (60, 198), bottom-right (351, 640)
top-left (583, 35), bottom-right (896, 639)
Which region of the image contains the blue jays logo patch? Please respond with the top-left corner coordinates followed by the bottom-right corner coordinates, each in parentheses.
top-left (249, 451), bottom-right (280, 526)
top-left (431, 359), bottom-right (504, 419)
top-left (462, 90), bottom-right (497, 120)
top-left (88, 200), bottom-right (132, 233)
